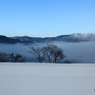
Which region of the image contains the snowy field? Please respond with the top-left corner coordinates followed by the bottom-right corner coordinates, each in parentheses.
top-left (0, 63), bottom-right (95, 95)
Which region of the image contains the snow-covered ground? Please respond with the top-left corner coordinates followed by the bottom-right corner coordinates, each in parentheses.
top-left (0, 63), bottom-right (95, 95)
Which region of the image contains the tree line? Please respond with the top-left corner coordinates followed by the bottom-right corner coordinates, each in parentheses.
top-left (0, 52), bottom-right (25, 62)
top-left (0, 44), bottom-right (66, 63)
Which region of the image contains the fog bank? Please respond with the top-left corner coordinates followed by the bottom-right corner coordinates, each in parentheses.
top-left (51, 41), bottom-right (95, 63)
top-left (0, 41), bottom-right (95, 63)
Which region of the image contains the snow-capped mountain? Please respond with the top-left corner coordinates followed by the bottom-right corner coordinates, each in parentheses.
top-left (72, 33), bottom-right (95, 41)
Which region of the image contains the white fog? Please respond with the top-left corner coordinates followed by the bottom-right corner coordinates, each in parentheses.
top-left (0, 41), bottom-right (95, 63)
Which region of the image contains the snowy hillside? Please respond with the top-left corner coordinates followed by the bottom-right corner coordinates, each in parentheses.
top-left (72, 33), bottom-right (95, 41)
top-left (0, 63), bottom-right (95, 95)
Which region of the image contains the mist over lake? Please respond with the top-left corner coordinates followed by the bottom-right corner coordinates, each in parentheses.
top-left (52, 41), bottom-right (95, 63)
top-left (0, 41), bottom-right (95, 63)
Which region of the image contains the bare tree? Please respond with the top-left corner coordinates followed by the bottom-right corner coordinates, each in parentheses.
top-left (52, 48), bottom-right (65, 63)
top-left (43, 44), bottom-right (65, 63)
top-left (9, 53), bottom-right (25, 62)
top-left (29, 44), bottom-right (66, 63)
top-left (0, 52), bottom-right (9, 62)
top-left (29, 46), bottom-right (46, 63)
top-left (42, 44), bottom-right (57, 63)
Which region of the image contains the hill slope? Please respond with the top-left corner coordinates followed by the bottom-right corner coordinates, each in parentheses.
top-left (0, 33), bottom-right (92, 44)
top-left (72, 33), bottom-right (95, 41)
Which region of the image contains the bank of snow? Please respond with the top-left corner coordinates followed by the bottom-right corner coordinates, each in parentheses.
top-left (0, 63), bottom-right (95, 95)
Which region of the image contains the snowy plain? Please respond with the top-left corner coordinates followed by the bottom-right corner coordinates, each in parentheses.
top-left (0, 63), bottom-right (95, 95)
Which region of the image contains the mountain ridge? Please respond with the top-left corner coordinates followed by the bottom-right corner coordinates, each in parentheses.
top-left (10, 34), bottom-right (85, 43)
top-left (72, 33), bottom-right (95, 41)
top-left (0, 33), bottom-right (95, 44)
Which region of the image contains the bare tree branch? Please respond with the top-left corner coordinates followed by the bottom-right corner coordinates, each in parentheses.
top-left (9, 53), bottom-right (25, 62)
top-left (29, 46), bottom-right (46, 63)
top-left (0, 52), bottom-right (9, 62)
top-left (29, 44), bottom-right (66, 63)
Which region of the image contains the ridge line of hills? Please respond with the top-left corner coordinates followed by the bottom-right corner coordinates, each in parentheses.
top-left (0, 33), bottom-right (95, 44)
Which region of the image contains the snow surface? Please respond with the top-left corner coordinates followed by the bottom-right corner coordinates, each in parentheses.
top-left (0, 63), bottom-right (95, 95)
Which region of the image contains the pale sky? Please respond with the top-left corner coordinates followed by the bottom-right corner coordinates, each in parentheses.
top-left (0, 0), bottom-right (95, 37)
